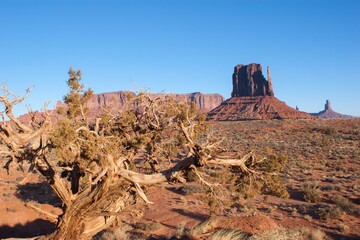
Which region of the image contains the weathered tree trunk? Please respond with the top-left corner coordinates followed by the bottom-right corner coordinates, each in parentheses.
top-left (46, 178), bottom-right (136, 240)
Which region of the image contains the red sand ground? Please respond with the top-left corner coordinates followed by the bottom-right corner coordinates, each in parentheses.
top-left (0, 119), bottom-right (359, 239)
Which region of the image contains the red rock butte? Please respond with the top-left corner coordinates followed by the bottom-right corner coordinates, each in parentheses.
top-left (208, 63), bottom-right (315, 120)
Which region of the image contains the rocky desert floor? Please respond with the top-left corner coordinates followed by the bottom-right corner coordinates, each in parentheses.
top-left (0, 119), bottom-right (359, 239)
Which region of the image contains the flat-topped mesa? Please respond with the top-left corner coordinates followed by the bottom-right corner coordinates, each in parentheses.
top-left (231, 63), bottom-right (274, 97)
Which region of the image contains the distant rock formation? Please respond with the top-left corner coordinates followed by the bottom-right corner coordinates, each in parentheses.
top-left (55, 91), bottom-right (223, 114)
top-left (55, 91), bottom-right (223, 117)
top-left (18, 91), bottom-right (224, 123)
top-left (232, 64), bottom-right (274, 97)
top-left (82, 91), bottom-right (136, 116)
top-left (324, 100), bottom-right (332, 111)
top-left (208, 63), bottom-right (315, 120)
top-left (207, 96), bottom-right (313, 120)
top-left (311, 100), bottom-right (354, 119)
top-left (148, 92), bottom-right (224, 113)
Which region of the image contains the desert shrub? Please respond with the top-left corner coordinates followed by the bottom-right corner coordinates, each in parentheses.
top-left (206, 227), bottom-right (328, 240)
top-left (211, 229), bottom-right (248, 240)
top-left (315, 204), bottom-right (343, 220)
top-left (249, 227), bottom-right (327, 240)
top-left (332, 195), bottom-right (360, 215)
top-left (189, 216), bottom-right (219, 237)
top-left (94, 228), bottom-right (128, 240)
top-left (303, 182), bottom-right (322, 203)
top-left (337, 223), bottom-right (349, 233)
top-left (233, 155), bottom-right (289, 198)
top-left (320, 137), bottom-right (330, 147)
top-left (172, 221), bottom-right (191, 240)
top-left (324, 127), bottom-right (335, 135)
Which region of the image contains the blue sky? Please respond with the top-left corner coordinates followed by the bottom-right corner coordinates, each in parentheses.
top-left (0, 0), bottom-right (359, 116)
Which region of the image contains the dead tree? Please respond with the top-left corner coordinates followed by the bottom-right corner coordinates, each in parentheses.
top-left (0, 70), bottom-right (287, 240)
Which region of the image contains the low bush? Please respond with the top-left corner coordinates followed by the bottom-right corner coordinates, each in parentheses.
top-left (303, 182), bottom-right (322, 203)
top-left (332, 195), bottom-right (360, 215)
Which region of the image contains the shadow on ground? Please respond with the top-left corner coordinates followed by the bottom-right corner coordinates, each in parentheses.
top-left (16, 182), bottom-right (61, 206)
top-left (171, 208), bottom-right (208, 221)
top-left (0, 219), bottom-right (55, 238)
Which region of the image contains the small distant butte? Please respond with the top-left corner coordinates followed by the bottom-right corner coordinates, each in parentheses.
top-left (310, 100), bottom-right (355, 119)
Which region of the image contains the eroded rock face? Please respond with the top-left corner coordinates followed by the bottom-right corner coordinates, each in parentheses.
top-left (324, 100), bottom-right (332, 111)
top-left (231, 64), bottom-right (274, 97)
top-left (86, 91), bottom-right (135, 115)
top-left (153, 92), bottom-right (224, 113)
top-left (18, 91), bottom-right (224, 123)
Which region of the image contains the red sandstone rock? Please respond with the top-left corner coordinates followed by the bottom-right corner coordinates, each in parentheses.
top-left (232, 63), bottom-right (274, 97)
top-left (17, 91), bottom-right (224, 124)
top-left (86, 91), bottom-right (223, 114)
top-left (209, 63), bottom-right (314, 120)
top-left (147, 92), bottom-right (224, 113)
top-left (207, 96), bottom-right (315, 120)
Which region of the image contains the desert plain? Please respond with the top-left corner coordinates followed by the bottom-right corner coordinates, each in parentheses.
top-left (0, 118), bottom-right (359, 240)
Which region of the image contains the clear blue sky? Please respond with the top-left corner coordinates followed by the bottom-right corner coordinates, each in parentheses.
top-left (0, 0), bottom-right (359, 116)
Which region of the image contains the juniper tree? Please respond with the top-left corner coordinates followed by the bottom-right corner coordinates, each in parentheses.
top-left (0, 69), bottom-right (288, 239)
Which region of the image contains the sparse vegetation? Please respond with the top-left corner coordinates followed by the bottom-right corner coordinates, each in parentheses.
top-left (0, 71), bottom-right (288, 239)
top-left (315, 204), bottom-right (343, 220)
top-left (303, 182), bottom-right (322, 203)
top-left (211, 229), bottom-right (248, 240)
top-left (174, 219), bottom-right (329, 240)
top-left (332, 195), bottom-right (360, 215)
top-left (94, 228), bottom-right (128, 240)
top-left (233, 154), bottom-right (289, 199)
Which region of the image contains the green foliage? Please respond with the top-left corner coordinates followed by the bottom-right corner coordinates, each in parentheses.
top-left (63, 67), bottom-right (93, 120)
top-left (50, 119), bottom-right (78, 161)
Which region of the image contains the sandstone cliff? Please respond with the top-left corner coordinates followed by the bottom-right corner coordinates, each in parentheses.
top-left (148, 92), bottom-right (224, 113)
top-left (18, 91), bottom-right (224, 122)
top-left (84, 91), bottom-right (223, 113)
top-left (232, 63), bottom-right (274, 97)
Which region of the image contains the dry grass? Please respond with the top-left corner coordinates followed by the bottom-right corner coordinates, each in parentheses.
top-left (303, 182), bottom-right (322, 203)
top-left (200, 227), bottom-right (328, 240)
top-left (189, 216), bottom-right (219, 236)
top-left (332, 195), bottom-right (360, 215)
top-left (95, 228), bottom-right (128, 240)
top-left (211, 229), bottom-right (249, 240)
